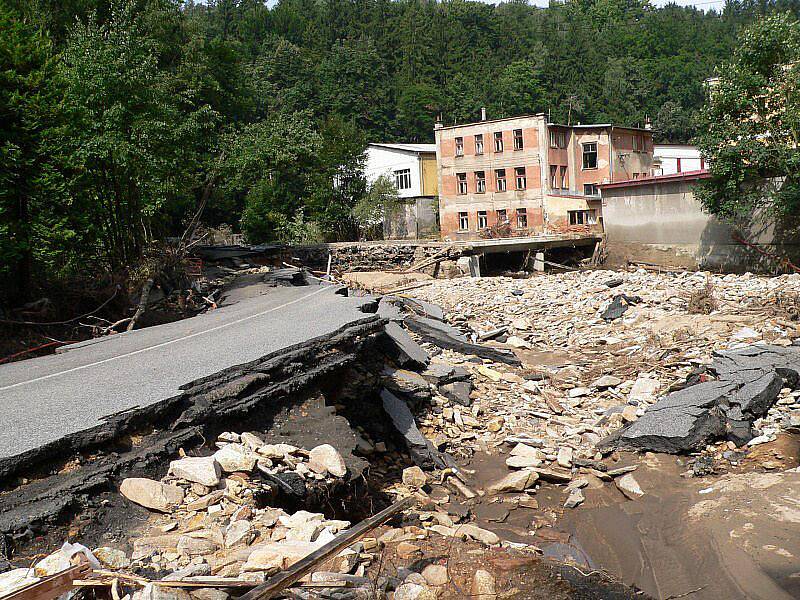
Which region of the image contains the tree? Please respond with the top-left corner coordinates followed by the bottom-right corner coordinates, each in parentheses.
top-left (695, 13), bottom-right (800, 221)
top-left (493, 59), bottom-right (547, 118)
top-left (53, 1), bottom-right (217, 271)
top-left (396, 82), bottom-right (442, 142)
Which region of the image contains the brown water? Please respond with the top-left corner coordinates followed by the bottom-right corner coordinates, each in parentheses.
top-left (461, 441), bottom-right (800, 600)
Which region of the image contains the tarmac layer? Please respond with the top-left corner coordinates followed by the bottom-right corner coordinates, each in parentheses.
top-left (0, 280), bottom-right (380, 478)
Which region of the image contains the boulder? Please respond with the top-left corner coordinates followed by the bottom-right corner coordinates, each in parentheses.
top-left (213, 444), bottom-right (257, 473)
top-left (169, 457), bottom-right (221, 487)
top-left (470, 569), bottom-right (497, 600)
top-left (421, 564), bottom-right (449, 587)
top-left (486, 470), bottom-right (538, 494)
top-left (120, 478), bottom-right (185, 512)
top-left (308, 444), bottom-right (347, 478)
top-left (402, 466), bottom-right (427, 489)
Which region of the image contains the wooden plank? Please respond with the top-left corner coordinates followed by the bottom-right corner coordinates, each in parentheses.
top-left (238, 496), bottom-right (415, 600)
top-left (5, 562), bottom-right (91, 600)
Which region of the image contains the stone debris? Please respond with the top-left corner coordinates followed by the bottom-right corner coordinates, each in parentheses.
top-left (307, 444), bottom-right (347, 478)
top-left (121, 478), bottom-right (185, 512)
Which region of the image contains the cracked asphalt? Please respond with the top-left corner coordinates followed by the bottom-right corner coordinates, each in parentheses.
top-left (0, 280), bottom-right (376, 468)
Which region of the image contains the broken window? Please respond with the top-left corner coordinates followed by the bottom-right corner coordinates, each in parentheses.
top-left (496, 208), bottom-right (508, 223)
top-left (582, 142), bottom-right (598, 169)
top-left (494, 131), bottom-right (504, 152)
top-left (495, 168), bottom-right (507, 192)
top-left (475, 134), bottom-right (484, 155)
top-left (515, 167), bottom-right (526, 190)
top-left (477, 210), bottom-right (488, 229)
top-left (560, 165), bottom-right (568, 189)
top-left (550, 165), bottom-right (558, 190)
top-left (568, 209), bottom-right (598, 225)
top-left (475, 171), bottom-right (486, 193)
top-left (394, 169), bottom-right (411, 190)
top-left (583, 183), bottom-right (599, 197)
top-left (513, 129), bottom-right (523, 150)
top-left (516, 207), bottom-right (528, 229)
top-left (455, 137), bottom-right (464, 156)
top-left (458, 211), bottom-right (469, 231)
top-left (457, 172), bottom-right (467, 194)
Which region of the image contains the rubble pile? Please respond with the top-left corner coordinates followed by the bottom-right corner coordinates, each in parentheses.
top-left (390, 268), bottom-right (800, 505)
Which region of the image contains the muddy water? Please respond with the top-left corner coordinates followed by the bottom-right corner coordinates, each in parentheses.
top-left (460, 443), bottom-right (800, 600)
top-left (556, 453), bottom-right (800, 600)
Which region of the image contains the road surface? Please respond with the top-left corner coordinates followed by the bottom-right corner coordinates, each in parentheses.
top-left (0, 280), bottom-right (376, 468)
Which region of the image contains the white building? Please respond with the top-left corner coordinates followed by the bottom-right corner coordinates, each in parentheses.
top-left (365, 143), bottom-right (439, 239)
top-left (653, 144), bottom-right (705, 176)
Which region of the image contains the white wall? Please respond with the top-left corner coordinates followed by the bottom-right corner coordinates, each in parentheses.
top-left (653, 145), bottom-right (704, 175)
top-left (365, 146), bottom-right (422, 198)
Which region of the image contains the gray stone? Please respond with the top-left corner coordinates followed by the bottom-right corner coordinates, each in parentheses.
top-left (383, 367), bottom-right (431, 399)
top-left (120, 478), bottom-right (185, 512)
top-left (440, 380), bottom-right (473, 406)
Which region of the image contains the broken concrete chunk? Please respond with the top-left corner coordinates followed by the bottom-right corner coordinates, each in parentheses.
top-left (169, 456), bottom-right (221, 487)
top-left (384, 322), bottom-right (430, 369)
top-left (120, 478), bottom-right (185, 512)
top-left (381, 389), bottom-right (449, 469)
top-left (213, 444), bottom-right (257, 473)
top-left (307, 444), bottom-right (347, 478)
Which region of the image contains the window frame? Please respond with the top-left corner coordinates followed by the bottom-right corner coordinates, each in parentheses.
top-left (456, 172), bottom-right (468, 195)
top-left (477, 210), bottom-right (488, 229)
top-left (394, 168), bottom-right (412, 190)
top-left (549, 165), bottom-right (558, 190)
top-left (516, 207), bottom-right (528, 229)
top-left (494, 131), bottom-right (504, 153)
top-left (496, 209), bottom-right (508, 224)
top-left (513, 129), bottom-right (524, 151)
top-left (515, 166), bottom-right (526, 190)
top-left (475, 170), bottom-right (486, 194)
top-left (582, 142), bottom-right (598, 170)
top-left (495, 168), bottom-right (507, 192)
top-left (559, 165), bottom-right (568, 190)
top-left (458, 211), bottom-right (469, 231)
top-left (474, 134), bottom-right (484, 155)
top-left (568, 209), bottom-right (598, 226)
top-left (583, 183), bottom-right (599, 197)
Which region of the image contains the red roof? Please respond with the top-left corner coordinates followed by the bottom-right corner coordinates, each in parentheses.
top-left (599, 169), bottom-right (710, 190)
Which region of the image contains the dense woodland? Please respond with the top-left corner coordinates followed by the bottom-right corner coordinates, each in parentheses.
top-left (2, 0), bottom-right (800, 305)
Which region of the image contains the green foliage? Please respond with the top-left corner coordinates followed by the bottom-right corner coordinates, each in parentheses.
top-left (695, 12), bottom-right (800, 220)
top-left (353, 174), bottom-right (400, 239)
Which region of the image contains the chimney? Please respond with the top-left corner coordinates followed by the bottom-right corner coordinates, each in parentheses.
top-left (481, 107), bottom-right (487, 121)
top-left (434, 113), bottom-right (443, 130)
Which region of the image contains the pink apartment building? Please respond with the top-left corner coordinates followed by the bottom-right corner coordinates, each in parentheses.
top-left (434, 114), bottom-right (655, 240)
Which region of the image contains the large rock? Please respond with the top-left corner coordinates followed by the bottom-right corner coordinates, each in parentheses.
top-left (308, 444), bottom-right (347, 478)
top-left (213, 444), bottom-right (257, 473)
top-left (471, 569), bottom-right (497, 600)
top-left (169, 457), bottom-right (221, 486)
top-left (486, 470), bottom-right (538, 494)
top-left (120, 478), bottom-right (185, 512)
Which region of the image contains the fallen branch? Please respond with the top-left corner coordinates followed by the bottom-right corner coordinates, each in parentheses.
top-left (127, 278), bottom-right (154, 332)
top-left (384, 280), bottom-right (435, 294)
top-left (238, 496), bottom-right (415, 600)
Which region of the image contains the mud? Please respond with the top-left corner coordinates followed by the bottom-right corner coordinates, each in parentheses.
top-left (554, 442), bottom-right (800, 600)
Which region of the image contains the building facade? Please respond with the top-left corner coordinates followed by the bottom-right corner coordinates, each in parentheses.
top-left (365, 143), bottom-right (439, 239)
top-left (653, 144), bottom-right (705, 176)
top-left (434, 114), bottom-right (654, 240)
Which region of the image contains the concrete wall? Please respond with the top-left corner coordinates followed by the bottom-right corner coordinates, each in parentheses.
top-left (384, 197), bottom-right (439, 240)
top-left (602, 178), bottom-right (800, 272)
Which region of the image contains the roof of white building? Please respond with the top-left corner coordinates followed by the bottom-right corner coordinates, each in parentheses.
top-left (368, 142), bottom-right (436, 154)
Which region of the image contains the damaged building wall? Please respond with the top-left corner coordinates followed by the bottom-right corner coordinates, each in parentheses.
top-left (601, 171), bottom-right (800, 272)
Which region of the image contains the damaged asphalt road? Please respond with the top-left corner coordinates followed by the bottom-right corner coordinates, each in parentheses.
top-left (0, 281), bottom-right (379, 479)
top-left (606, 344), bottom-right (800, 453)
